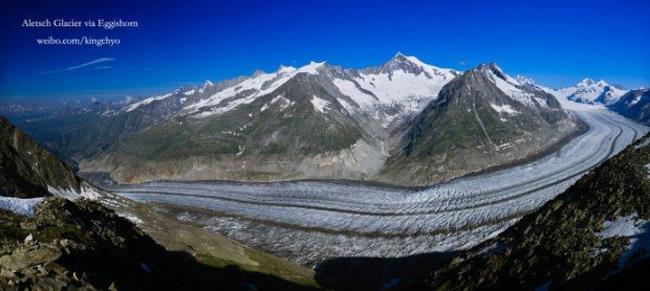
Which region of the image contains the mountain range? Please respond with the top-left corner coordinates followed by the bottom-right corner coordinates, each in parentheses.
top-left (10, 53), bottom-right (610, 186)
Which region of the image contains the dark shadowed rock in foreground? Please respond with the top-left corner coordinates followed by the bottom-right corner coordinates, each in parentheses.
top-left (0, 116), bottom-right (320, 290)
top-left (0, 116), bottom-right (81, 198)
top-left (0, 198), bottom-right (316, 290)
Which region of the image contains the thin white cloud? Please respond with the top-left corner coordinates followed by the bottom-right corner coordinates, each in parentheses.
top-left (36, 57), bottom-right (116, 75)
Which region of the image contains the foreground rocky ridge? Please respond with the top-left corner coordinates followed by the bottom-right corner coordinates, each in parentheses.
top-left (0, 116), bottom-right (321, 290)
top-left (397, 133), bottom-right (650, 290)
top-left (0, 116), bottom-right (81, 198)
top-left (0, 198), bottom-right (317, 290)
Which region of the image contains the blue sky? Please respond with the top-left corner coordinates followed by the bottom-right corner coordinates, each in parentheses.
top-left (1, 0), bottom-right (648, 102)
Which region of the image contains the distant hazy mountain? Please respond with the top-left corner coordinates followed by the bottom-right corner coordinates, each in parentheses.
top-left (399, 133), bottom-right (650, 290)
top-left (380, 64), bottom-right (580, 185)
top-left (551, 78), bottom-right (627, 105)
top-left (608, 89), bottom-right (650, 125)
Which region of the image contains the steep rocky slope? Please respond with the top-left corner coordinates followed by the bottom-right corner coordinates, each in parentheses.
top-left (398, 133), bottom-right (650, 290)
top-left (0, 116), bottom-right (81, 198)
top-left (609, 89), bottom-right (650, 125)
top-left (381, 64), bottom-right (581, 185)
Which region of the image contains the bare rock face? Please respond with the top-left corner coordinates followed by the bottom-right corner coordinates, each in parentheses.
top-left (0, 116), bottom-right (81, 198)
top-left (609, 89), bottom-right (650, 125)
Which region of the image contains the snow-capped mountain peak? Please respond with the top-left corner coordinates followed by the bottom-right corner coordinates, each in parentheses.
top-left (379, 52), bottom-right (455, 78)
top-left (477, 63), bottom-right (539, 107)
top-left (515, 75), bottom-right (538, 87)
top-left (181, 60), bottom-right (327, 117)
top-left (553, 78), bottom-right (628, 105)
top-left (297, 61), bottom-right (326, 74)
top-left (124, 93), bottom-right (173, 112)
top-left (328, 54), bottom-right (459, 124)
top-left (277, 65), bottom-right (297, 74)
top-left (198, 80), bottom-right (214, 93)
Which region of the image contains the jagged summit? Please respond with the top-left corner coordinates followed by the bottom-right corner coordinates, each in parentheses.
top-left (381, 52), bottom-right (431, 75)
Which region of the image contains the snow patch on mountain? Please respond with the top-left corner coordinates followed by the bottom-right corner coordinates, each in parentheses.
top-left (331, 79), bottom-right (376, 110)
top-left (311, 95), bottom-right (330, 113)
top-left (0, 196), bottom-right (45, 217)
top-left (124, 93), bottom-right (173, 112)
top-left (597, 213), bottom-right (650, 267)
top-left (184, 61), bottom-right (325, 117)
top-left (486, 68), bottom-right (535, 106)
top-left (490, 104), bottom-right (519, 115)
top-left (261, 95), bottom-right (294, 112)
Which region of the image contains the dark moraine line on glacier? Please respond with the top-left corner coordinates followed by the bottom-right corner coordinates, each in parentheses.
top-left (110, 110), bottom-right (639, 219)
top-left (115, 123), bottom-right (618, 217)
top-left (151, 200), bottom-right (535, 239)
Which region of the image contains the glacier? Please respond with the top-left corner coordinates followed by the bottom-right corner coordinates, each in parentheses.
top-left (106, 105), bottom-right (648, 266)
